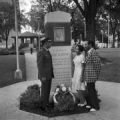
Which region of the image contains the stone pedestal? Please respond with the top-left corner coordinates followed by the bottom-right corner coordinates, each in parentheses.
top-left (44, 11), bottom-right (72, 91)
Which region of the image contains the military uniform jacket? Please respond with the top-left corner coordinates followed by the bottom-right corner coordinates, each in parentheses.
top-left (37, 48), bottom-right (54, 80)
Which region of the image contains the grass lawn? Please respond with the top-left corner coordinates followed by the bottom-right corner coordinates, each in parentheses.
top-left (0, 55), bottom-right (26, 88)
top-left (98, 48), bottom-right (120, 83)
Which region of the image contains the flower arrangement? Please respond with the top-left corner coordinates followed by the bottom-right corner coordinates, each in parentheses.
top-left (53, 84), bottom-right (76, 112)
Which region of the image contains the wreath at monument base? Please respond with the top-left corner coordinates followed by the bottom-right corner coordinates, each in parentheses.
top-left (53, 84), bottom-right (76, 111)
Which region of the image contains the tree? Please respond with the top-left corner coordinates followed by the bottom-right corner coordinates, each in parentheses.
top-left (95, 7), bottom-right (111, 44)
top-left (0, 2), bottom-right (24, 48)
top-left (27, 4), bottom-right (45, 33)
top-left (0, 2), bottom-right (15, 48)
top-left (104, 0), bottom-right (120, 47)
top-left (71, 0), bottom-right (105, 41)
top-left (71, 8), bottom-right (84, 40)
top-left (96, 16), bottom-right (108, 43)
top-left (20, 10), bottom-right (30, 28)
top-left (30, 0), bottom-right (108, 43)
top-left (28, 0), bottom-right (73, 33)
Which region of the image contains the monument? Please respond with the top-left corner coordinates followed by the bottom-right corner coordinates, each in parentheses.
top-left (44, 11), bottom-right (72, 90)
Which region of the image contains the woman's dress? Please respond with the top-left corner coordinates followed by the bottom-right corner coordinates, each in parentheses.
top-left (72, 52), bottom-right (85, 93)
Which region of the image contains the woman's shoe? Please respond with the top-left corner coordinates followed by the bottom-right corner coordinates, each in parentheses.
top-left (78, 101), bottom-right (86, 107)
top-left (78, 103), bottom-right (85, 107)
top-left (86, 105), bottom-right (91, 108)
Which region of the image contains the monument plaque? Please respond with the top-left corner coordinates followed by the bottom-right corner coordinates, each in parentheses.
top-left (54, 27), bottom-right (65, 42)
top-left (50, 46), bottom-right (72, 90)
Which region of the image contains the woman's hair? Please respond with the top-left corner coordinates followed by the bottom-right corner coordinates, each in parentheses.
top-left (77, 44), bottom-right (84, 52)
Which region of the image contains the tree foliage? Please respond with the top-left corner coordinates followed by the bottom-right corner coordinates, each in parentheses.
top-left (0, 2), bottom-right (24, 48)
top-left (72, 0), bottom-right (105, 41)
top-left (103, 0), bottom-right (120, 47)
top-left (28, 4), bottom-right (45, 32)
top-left (28, 0), bottom-right (120, 44)
top-left (71, 8), bottom-right (84, 40)
top-left (0, 2), bottom-right (15, 48)
top-left (28, 0), bottom-right (74, 33)
top-left (28, 0), bottom-right (84, 40)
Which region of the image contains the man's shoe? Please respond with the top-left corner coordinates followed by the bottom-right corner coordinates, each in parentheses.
top-left (90, 108), bottom-right (97, 112)
top-left (40, 106), bottom-right (45, 111)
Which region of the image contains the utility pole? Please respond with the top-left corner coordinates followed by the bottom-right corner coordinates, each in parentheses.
top-left (14, 0), bottom-right (22, 80)
top-left (36, 16), bottom-right (40, 50)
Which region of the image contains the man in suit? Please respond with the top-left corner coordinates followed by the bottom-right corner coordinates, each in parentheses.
top-left (84, 40), bottom-right (101, 112)
top-left (37, 37), bottom-right (54, 111)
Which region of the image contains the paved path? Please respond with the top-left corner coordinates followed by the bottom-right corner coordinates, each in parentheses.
top-left (0, 81), bottom-right (120, 120)
top-left (25, 52), bottom-right (38, 81)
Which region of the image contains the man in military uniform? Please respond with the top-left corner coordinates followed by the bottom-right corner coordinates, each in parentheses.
top-left (37, 37), bottom-right (54, 111)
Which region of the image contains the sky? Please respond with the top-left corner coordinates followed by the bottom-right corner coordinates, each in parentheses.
top-left (0, 0), bottom-right (32, 13)
top-left (19, 0), bottom-right (33, 32)
top-left (19, 0), bottom-right (32, 14)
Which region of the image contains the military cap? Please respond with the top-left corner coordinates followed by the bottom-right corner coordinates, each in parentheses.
top-left (41, 37), bottom-right (51, 45)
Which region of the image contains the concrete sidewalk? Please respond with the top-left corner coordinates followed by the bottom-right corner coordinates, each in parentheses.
top-left (25, 52), bottom-right (38, 81)
top-left (0, 81), bottom-right (120, 120)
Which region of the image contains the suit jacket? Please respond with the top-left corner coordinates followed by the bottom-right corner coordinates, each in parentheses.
top-left (37, 47), bottom-right (54, 80)
top-left (84, 48), bottom-right (101, 83)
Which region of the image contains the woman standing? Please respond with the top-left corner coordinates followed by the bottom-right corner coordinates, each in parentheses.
top-left (72, 45), bottom-right (86, 106)
top-left (72, 45), bottom-right (85, 92)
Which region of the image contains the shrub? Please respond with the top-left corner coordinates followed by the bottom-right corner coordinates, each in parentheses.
top-left (0, 48), bottom-right (25, 55)
top-left (20, 84), bottom-right (41, 109)
top-left (0, 48), bottom-right (9, 55)
top-left (19, 43), bottom-right (29, 49)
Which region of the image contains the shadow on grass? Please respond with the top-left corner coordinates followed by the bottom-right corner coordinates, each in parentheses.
top-left (98, 49), bottom-right (120, 83)
top-left (100, 57), bottom-right (112, 65)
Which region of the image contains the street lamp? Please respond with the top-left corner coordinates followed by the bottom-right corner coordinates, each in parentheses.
top-left (14, 0), bottom-right (22, 79)
top-left (35, 16), bottom-right (41, 50)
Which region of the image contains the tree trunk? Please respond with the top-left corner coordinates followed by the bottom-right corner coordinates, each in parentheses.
top-left (6, 37), bottom-right (8, 49)
top-left (73, 0), bottom-right (97, 42)
top-left (86, 18), bottom-right (96, 41)
top-left (112, 33), bottom-right (115, 48)
top-left (5, 30), bottom-right (9, 49)
top-left (85, 0), bottom-right (96, 42)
